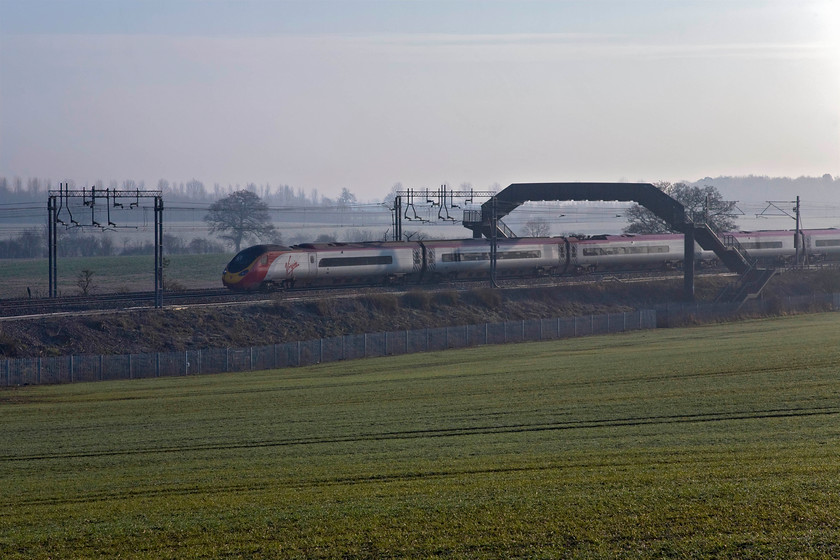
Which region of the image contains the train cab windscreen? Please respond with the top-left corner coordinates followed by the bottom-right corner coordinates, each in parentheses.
top-left (227, 245), bottom-right (286, 273)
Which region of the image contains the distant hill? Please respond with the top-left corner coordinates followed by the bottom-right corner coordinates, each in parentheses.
top-left (685, 175), bottom-right (839, 231)
top-left (687, 174), bottom-right (838, 205)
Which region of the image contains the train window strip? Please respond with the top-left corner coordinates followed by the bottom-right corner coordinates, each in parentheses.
top-left (319, 255), bottom-right (393, 267)
top-left (738, 241), bottom-right (784, 250)
top-left (581, 245), bottom-right (670, 257)
top-left (440, 250), bottom-right (541, 262)
top-left (815, 239), bottom-right (840, 247)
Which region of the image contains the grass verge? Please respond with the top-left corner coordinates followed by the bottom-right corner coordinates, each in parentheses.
top-left (0, 253), bottom-right (231, 297)
top-left (2, 313), bottom-right (840, 558)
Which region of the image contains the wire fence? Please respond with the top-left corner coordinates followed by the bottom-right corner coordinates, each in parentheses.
top-left (2, 310), bottom-right (656, 386)
top-left (654, 293), bottom-right (840, 327)
top-left (3, 293), bottom-right (839, 387)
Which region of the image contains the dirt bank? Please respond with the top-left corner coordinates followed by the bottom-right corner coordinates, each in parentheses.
top-left (1, 271), bottom-right (836, 359)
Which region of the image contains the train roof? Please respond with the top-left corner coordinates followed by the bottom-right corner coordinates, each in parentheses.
top-left (291, 241), bottom-right (418, 250)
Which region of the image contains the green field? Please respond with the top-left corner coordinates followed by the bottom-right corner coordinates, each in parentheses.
top-left (0, 253), bottom-right (233, 297)
top-left (2, 313), bottom-right (840, 558)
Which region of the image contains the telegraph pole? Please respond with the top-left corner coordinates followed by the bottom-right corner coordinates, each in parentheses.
top-left (794, 195), bottom-right (802, 266)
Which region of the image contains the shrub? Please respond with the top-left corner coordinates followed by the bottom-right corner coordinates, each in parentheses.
top-left (306, 299), bottom-right (336, 317)
top-left (467, 287), bottom-right (502, 309)
top-left (360, 294), bottom-right (399, 313)
top-left (402, 290), bottom-right (432, 311)
top-left (434, 290), bottom-right (459, 307)
top-left (0, 334), bottom-right (22, 357)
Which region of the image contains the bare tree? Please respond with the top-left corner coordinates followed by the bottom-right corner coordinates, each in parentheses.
top-left (522, 218), bottom-right (551, 237)
top-left (204, 190), bottom-right (277, 252)
top-left (76, 269), bottom-right (96, 295)
top-left (624, 182), bottom-right (737, 234)
top-left (337, 188), bottom-right (357, 207)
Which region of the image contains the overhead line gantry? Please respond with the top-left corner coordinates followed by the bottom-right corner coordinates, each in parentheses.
top-left (48, 184), bottom-right (164, 307)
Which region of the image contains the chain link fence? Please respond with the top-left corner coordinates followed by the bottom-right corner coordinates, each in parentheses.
top-left (4, 294), bottom-right (838, 387)
top-left (654, 293), bottom-right (840, 327)
top-left (2, 310), bottom-right (656, 386)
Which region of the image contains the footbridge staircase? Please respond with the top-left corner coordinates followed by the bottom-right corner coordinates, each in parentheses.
top-left (462, 182), bottom-right (775, 303)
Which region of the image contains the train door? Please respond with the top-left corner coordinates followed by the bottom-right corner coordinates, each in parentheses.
top-left (559, 238), bottom-right (571, 274)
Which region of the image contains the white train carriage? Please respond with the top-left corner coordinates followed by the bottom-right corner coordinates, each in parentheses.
top-left (570, 234), bottom-right (700, 272)
top-left (423, 238), bottom-right (563, 281)
top-left (804, 229), bottom-right (840, 262)
top-left (269, 242), bottom-right (422, 287)
top-left (727, 231), bottom-right (799, 265)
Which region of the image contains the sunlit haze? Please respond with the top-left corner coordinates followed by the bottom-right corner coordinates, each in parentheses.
top-left (1, 0), bottom-right (838, 201)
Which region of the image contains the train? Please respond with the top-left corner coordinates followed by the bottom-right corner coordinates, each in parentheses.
top-left (222, 229), bottom-right (840, 291)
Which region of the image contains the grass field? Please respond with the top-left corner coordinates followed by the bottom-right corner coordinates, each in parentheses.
top-left (0, 253), bottom-right (233, 297)
top-left (2, 313), bottom-right (840, 558)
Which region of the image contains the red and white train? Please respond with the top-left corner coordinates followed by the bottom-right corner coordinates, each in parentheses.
top-left (222, 229), bottom-right (840, 291)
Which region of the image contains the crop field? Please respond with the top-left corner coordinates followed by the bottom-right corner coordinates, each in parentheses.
top-left (2, 313), bottom-right (840, 558)
top-left (0, 253), bottom-right (232, 297)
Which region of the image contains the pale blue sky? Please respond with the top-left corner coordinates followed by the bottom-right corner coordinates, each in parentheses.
top-left (1, 0), bottom-right (838, 201)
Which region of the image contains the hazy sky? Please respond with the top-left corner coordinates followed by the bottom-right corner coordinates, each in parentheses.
top-left (1, 0), bottom-right (838, 201)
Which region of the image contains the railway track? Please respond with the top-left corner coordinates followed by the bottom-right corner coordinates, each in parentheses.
top-left (0, 270), bottom-right (725, 319)
top-left (0, 289), bottom-right (248, 318)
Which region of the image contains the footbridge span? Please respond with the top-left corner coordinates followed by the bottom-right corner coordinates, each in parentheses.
top-left (462, 182), bottom-right (774, 302)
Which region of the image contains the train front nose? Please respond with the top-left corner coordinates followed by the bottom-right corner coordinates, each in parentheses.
top-left (222, 267), bottom-right (248, 289)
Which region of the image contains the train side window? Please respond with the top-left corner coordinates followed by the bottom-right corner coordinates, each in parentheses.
top-left (260, 255), bottom-right (268, 265)
top-left (310, 255), bottom-right (315, 263)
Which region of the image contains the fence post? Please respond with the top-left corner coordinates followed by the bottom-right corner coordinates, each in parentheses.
top-left (70, 355), bottom-right (74, 383)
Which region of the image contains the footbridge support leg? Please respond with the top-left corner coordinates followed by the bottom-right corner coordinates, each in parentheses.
top-left (684, 227), bottom-right (695, 302)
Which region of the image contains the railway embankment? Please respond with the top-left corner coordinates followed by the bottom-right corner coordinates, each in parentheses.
top-left (0, 270), bottom-right (837, 359)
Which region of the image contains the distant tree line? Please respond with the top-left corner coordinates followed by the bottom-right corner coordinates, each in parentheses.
top-left (0, 228), bottom-right (226, 259)
top-left (2, 174), bottom-right (837, 208)
top-left (0, 176), bottom-right (373, 207)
